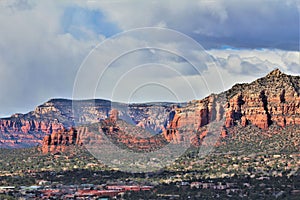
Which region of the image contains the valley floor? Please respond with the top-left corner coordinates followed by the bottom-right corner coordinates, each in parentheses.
top-left (0, 125), bottom-right (299, 199)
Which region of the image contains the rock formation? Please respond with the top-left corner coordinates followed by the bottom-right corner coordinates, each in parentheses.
top-left (41, 109), bottom-right (168, 153)
top-left (2, 69), bottom-right (300, 150)
top-left (98, 109), bottom-right (167, 152)
top-left (0, 99), bottom-right (172, 148)
top-left (41, 127), bottom-right (82, 153)
top-left (163, 69), bottom-right (300, 144)
top-left (223, 69), bottom-right (300, 130)
top-left (162, 94), bottom-right (226, 146)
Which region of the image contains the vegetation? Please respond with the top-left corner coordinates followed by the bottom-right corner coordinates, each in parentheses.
top-left (0, 124), bottom-right (299, 199)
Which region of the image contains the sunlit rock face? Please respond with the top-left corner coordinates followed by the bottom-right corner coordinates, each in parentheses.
top-left (163, 69), bottom-right (300, 145)
top-left (224, 69), bottom-right (300, 130)
top-left (0, 99), bottom-right (173, 148)
top-left (2, 69), bottom-right (300, 149)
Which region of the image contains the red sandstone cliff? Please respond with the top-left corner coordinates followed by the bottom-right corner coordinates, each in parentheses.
top-left (224, 69), bottom-right (300, 129)
top-left (0, 118), bottom-right (64, 134)
top-left (162, 96), bottom-right (220, 144)
top-left (3, 69), bottom-right (300, 150)
top-left (163, 69), bottom-right (300, 145)
top-left (41, 127), bottom-right (82, 153)
top-left (41, 109), bottom-right (168, 153)
top-left (0, 99), bottom-right (172, 148)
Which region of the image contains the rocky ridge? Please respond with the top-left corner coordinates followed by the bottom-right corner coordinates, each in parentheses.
top-left (41, 109), bottom-right (170, 153)
top-left (41, 69), bottom-right (300, 153)
top-left (1, 69), bottom-right (300, 150)
top-left (223, 69), bottom-right (300, 129)
top-left (0, 99), bottom-right (173, 148)
top-left (162, 69), bottom-right (300, 144)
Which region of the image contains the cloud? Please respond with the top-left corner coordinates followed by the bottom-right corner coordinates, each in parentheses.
top-left (72, 28), bottom-right (216, 103)
top-left (281, 51), bottom-right (300, 73)
top-left (92, 0), bottom-right (299, 50)
top-left (209, 49), bottom-right (300, 77)
top-left (217, 54), bottom-right (274, 75)
top-left (0, 1), bottom-right (105, 116)
top-left (61, 6), bottom-right (119, 39)
top-left (0, 0), bottom-right (299, 116)
top-left (72, 29), bottom-right (299, 103)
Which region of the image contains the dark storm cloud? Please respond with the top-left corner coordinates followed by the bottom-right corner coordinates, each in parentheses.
top-left (98, 0), bottom-right (299, 51)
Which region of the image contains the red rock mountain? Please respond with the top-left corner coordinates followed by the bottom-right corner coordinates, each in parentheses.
top-left (223, 69), bottom-right (300, 129)
top-left (41, 109), bottom-right (168, 153)
top-left (162, 69), bottom-right (300, 145)
top-left (0, 99), bottom-right (173, 148)
top-left (1, 69), bottom-right (300, 150)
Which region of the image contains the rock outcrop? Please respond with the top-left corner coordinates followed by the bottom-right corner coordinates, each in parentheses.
top-left (162, 94), bottom-right (226, 146)
top-left (0, 118), bottom-right (64, 134)
top-left (163, 69), bottom-right (300, 145)
top-left (224, 69), bottom-right (300, 130)
top-left (41, 127), bottom-right (82, 153)
top-left (41, 109), bottom-right (168, 153)
top-left (98, 109), bottom-right (167, 152)
top-left (0, 99), bottom-right (172, 148)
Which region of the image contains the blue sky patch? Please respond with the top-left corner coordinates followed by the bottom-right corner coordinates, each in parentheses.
top-left (61, 6), bottom-right (120, 40)
top-left (220, 45), bottom-right (242, 50)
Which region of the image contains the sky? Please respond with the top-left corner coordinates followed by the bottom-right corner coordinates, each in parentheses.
top-left (0, 0), bottom-right (299, 117)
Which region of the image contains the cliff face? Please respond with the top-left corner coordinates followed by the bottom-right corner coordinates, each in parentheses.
top-left (3, 69), bottom-right (300, 149)
top-left (41, 109), bottom-right (168, 153)
top-left (0, 118), bottom-right (64, 134)
top-left (102, 110), bottom-right (168, 152)
top-left (41, 127), bottom-right (82, 153)
top-left (162, 95), bottom-right (225, 145)
top-left (224, 69), bottom-right (300, 130)
top-left (163, 69), bottom-right (300, 144)
top-left (0, 99), bottom-right (173, 148)
top-left (126, 103), bottom-right (176, 133)
top-left (0, 117), bottom-right (65, 148)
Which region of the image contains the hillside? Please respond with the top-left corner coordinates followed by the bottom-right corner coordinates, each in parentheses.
top-left (0, 124), bottom-right (299, 199)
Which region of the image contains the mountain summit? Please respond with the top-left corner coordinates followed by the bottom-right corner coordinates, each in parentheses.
top-left (267, 68), bottom-right (284, 77)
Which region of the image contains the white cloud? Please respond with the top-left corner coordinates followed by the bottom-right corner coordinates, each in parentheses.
top-left (209, 49), bottom-right (300, 75)
top-left (72, 28), bottom-right (216, 103)
top-left (0, 0), bottom-right (105, 116)
top-left (0, 0), bottom-right (299, 116)
top-left (204, 49), bottom-right (300, 92)
top-left (73, 29), bottom-right (299, 104)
